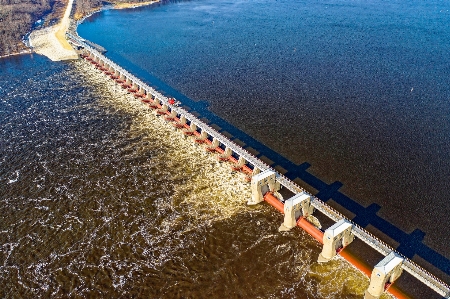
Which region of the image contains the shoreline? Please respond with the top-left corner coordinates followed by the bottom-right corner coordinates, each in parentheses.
top-left (28, 0), bottom-right (78, 61)
top-left (0, 49), bottom-right (34, 60)
top-left (113, 1), bottom-right (159, 10)
top-left (0, 0), bottom-right (159, 61)
top-left (74, 0), bottom-right (160, 24)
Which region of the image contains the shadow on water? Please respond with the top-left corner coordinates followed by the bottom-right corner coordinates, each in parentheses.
top-left (0, 55), bottom-right (374, 298)
top-left (104, 53), bottom-right (450, 282)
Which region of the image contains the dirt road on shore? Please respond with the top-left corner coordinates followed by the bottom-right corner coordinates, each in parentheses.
top-left (29, 0), bottom-right (78, 61)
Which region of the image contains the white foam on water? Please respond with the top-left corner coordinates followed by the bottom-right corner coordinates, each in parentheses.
top-left (7, 170), bottom-right (20, 184)
top-left (0, 58), bottom-right (394, 299)
top-left (73, 60), bottom-right (253, 222)
top-left (68, 59), bottom-right (392, 299)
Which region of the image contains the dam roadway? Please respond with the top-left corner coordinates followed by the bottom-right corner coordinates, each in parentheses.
top-left (67, 32), bottom-right (450, 299)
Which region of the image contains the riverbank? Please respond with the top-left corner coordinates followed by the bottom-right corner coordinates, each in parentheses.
top-left (28, 0), bottom-right (78, 61)
top-left (113, 1), bottom-right (159, 10)
top-left (0, 0), bottom-right (56, 57)
top-left (0, 49), bottom-right (33, 59)
top-left (27, 0), bottom-right (161, 61)
top-left (0, 0), bottom-right (159, 60)
top-left (73, 0), bottom-right (159, 21)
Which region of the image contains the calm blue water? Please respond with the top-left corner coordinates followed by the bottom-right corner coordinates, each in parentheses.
top-left (78, 0), bottom-right (450, 262)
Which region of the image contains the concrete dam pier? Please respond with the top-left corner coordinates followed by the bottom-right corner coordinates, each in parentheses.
top-left (67, 32), bottom-right (450, 299)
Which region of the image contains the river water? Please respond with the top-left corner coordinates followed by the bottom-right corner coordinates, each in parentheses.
top-left (78, 0), bottom-right (450, 287)
top-left (1, 0), bottom-right (449, 298)
top-left (0, 54), bottom-right (381, 298)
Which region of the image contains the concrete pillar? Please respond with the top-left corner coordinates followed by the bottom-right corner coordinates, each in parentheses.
top-left (146, 96), bottom-right (159, 109)
top-left (248, 170), bottom-right (279, 205)
top-left (164, 109), bottom-right (177, 121)
top-left (318, 219), bottom-right (354, 262)
top-left (182, 122), bottom-right (197, 135)
top-left (156, 104), bottom-right (168, 115)
top-left (167, 110), bottom-right (177, 118)
top-left (209, 138), bottom-right (218, 147)
top-left (237, 156), bottom-right (246, 167)
top-left (231, 156), bottom-right (246, 171)
top-left (194, 131), bottom-right (208, 142)
top-left (364, 252), bottom-right (404, 299)
top-left (279, 192), bottom-right (314, 231)
top-left (252, 167), bottom-right (261, 176)
top-left (205, 137), bottom-right (219, 151)
top-left (218, 147), bottom-right (232, 161)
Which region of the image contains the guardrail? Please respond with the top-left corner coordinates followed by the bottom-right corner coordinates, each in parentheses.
top-left (67, 32), bottom-right (450, 298)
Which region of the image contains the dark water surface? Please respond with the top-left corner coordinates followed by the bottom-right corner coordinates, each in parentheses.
top-left (78, 0), bottom-right (450, 285)
top-left (1, 54), bottom-right (378, 298)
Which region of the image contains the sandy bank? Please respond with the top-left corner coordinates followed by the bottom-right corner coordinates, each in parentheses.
top-left (113, 0), bottom-right (158, 10)
top-left (29, 0), bottom-right (78, 61)
top-left (0, 49), bottom-right (33, 59)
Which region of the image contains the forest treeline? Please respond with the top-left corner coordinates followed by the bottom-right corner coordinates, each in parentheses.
top-left (0, 0), bottom-right (56, 56)
top-left (0, 0), bottom-right (150, 57)
top-left (74, 0), bottom-right (102, 19)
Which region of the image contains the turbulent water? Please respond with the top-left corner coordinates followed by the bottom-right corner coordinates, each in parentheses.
top-left (0, 54), bottom-right (381, 298)
top-left (78, 0), bottom-right (450, 250)
top-left (77, 0), bottom-right (450, 291)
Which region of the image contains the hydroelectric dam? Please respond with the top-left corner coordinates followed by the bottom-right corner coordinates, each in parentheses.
top-left (66, 31), bottom-right (450, 299)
